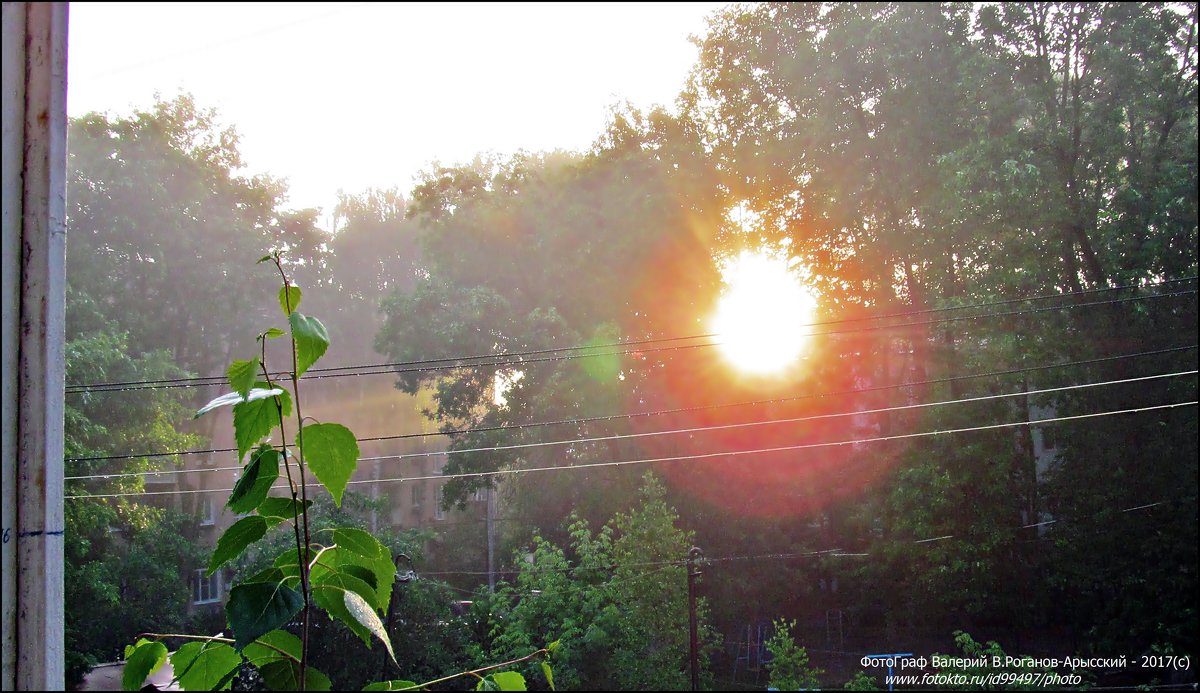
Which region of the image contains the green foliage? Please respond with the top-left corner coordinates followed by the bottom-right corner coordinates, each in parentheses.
top-left (209, 516), bottom-right (271, 575)
top-left (279, 284), bottom-right (302, 316)
top-left (226, 580), bottom-right (306, 651)
top-left (288, 311), bottom-right (330, 378)
top-left (480, 670), bottom-right (528, 691)
top-left (67, 94), bottom-right (327, 378)
top-left (122, 640), bottom-right (168, 691)
top-left (690, 1), bottom-right (1197, 665)
top-left (119, 257), bottom-right (556, 693)
top-left (228, 444), bottom-right (281, 514)
top-left (63, 294), bottom-right (208, 685)
top-left (764, 619), bottom-right (823, 692)
top-left (226, 357), bottom-right (260, 398)
top-left (843, 671), bottom-right (881, 691)
top-left (121, 256), bottom-right (398, 690)
top-left (170, 641), bottom-right (241, 691)
top-left (231, 385), bottom-right (292, 461)
top-left (375, 120), bottom-right (725, 527)
top-left (81, 8), bottom-right (1197, 689)
top-left (301, 423), bottom-right (360, 507)
top-left (931, 631), bottom-right (1055, 691)
top-left (65, 503), bottom-right (207, 686)
top-left (473, 474), bottom-right (717, 691)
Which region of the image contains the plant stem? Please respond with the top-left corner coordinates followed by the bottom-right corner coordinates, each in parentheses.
top-left (275, 257), bottom-right (313, 691)
top-left (135, 633), bottom-right (300, 662)
top-left (394, 649), bottom-right (550, 691)
top-left (259, 343), bottom-right (310, 685)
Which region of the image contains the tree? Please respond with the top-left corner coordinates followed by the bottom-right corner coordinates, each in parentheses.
top-left (65, 504), bottom-right (209, 686)
top-left (687, 1), bottom-right (1197, 661)
top-left (67, 94), bottom-right (328, 378)
top-left (375, 109), bottom-right (726, 540)
top-left (64, 95), bottom-right (335, 684)
top-left (316, 187), bottom-right (424, 366)
top-left (472, 474), bottom-right (717, 690)
top-left (63, 289), bottom-right (209, 685)
top-left (764, 618), bottom-right (823, 692)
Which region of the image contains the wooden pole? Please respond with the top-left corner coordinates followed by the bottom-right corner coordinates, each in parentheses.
top-left (687, 546), bottom-right (703, 691)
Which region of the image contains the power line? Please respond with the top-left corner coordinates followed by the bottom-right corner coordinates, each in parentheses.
top-left (416, 498), bottom-right (1181, 578)
top-left (65, 370), bottom-right (1197, 482)
top-left (64, 280), bottom-right (1196, 394)
top-left (64, 400), bottom-right (1197, 499)
top-left (78, 3), bottom-right (376, 80)
top-left (63, 344), bottom-right (1198, 464)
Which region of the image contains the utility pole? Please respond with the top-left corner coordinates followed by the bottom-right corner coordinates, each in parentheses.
top-left (379, 554), bottom-right (416, 679)
top-left (687, 546), bottom-right (703, 692)
top-left (486, 484), bottom-right (495, 592)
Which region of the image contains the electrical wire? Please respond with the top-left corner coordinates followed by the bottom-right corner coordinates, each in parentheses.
top-left (64, 399), bottom-right (1197, 499)
top-left (64, 369), bottom-right (1198, 482)
top-left (413, 498), bottom-right (1182, 578)
top-left (63, 343), bottom-right (1198, 464)
top-left (64, 280), bottom-right (1196, 394)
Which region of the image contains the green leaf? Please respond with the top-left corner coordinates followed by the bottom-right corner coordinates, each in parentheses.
top-left (341, 564), bottom-right (379, 591)
top-left (337, 528), bottom-right (394, 610)
top-left (211, 666), bottom-right (241, 692)
top-left (312, 570), bottom-right (379, 646)
top-left (262, 327), bottom-right (286, 340)
top-left (243, 629), bottom-right (302, 668)
top-left (301, 423), bottom-right (358, 506)
top-left (540, 661), bottom-right (555, 691)
top-left (244, 567), bottom-right (286, 586)
top-left (257, 496), bottom-right (310, 521)
top-left (476, 677), bottom-right (499, 691)
top-left (273, 546), bottom-right (335, 586)
top-left (304, 535), bottom-right (394, 613)
top-left (122, 640), bottom-right (167, 691)
top-left (257, 254), bottom-right (273, 264)
top-left (227, 579), bottom-right (304, 650)
top-left (279, 285), bottom-right (302, 316)
top-left (273, 547), bottom-right (305, 584)
top-left (344, 588), bottom-right (396, 664)
top-left (170, 641), bottom-right (240, 691)
top-left (242, 629), bottom-right (324, 690)
top-left (208, 516), bottom-right (268, 575)
top-left (194, 386), bottom-right (284, 419)
top-left (226, 357), bottom-right (259, 398)
top-left (490, 671), bottom-right (528, 691)
top-left (288, 312), bottom-right (329, 377)
top-left (257, 660), bottom-right (332, 691)
top-left (363, 681), bottom-right (419, 691)
top-left (330, 527), bottom-right (394, 610)
top-left (228, 444), bottom-right (280, 514)
top-left (233, 383), bottom-right (292, 461)
top-left (330, 526), bottom-right (385, 560)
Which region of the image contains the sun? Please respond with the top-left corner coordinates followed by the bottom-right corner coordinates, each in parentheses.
top-left (710, 250), bottom-right (818, 375)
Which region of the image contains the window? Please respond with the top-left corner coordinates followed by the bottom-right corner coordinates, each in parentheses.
top-left (473, 486), bottom-right (487, 503)
top-left (193, 569), bottom-right (221, 604)
top-left (411, 484), bottom-right (423, 509)
top-left (435, 486), bottom-right (445, 521)
top-left (199, 496), bottom-right (215, 526)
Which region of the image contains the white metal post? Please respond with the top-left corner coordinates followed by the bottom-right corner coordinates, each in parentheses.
top-left (1, 2), bottom-right (68, 689)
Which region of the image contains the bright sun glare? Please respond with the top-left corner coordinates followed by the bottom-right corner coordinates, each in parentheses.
top-left (711, 251), bottom-right (818, 375)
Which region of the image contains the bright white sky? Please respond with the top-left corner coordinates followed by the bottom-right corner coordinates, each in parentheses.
top-left (68, 2), bottom-right (724, 226)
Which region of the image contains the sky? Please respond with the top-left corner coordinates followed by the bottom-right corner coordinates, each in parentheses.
top-left (68, 2), bottom-right (725, 226)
